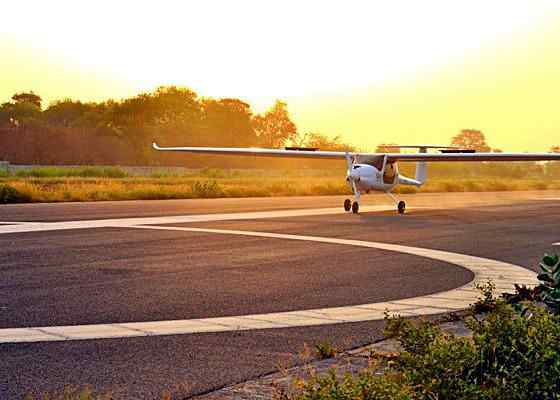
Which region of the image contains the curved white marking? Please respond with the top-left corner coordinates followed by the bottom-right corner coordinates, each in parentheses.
top-left (0, 206), bottom-right (399, 235)
top-left (0, 226), bottom-right (538, 344)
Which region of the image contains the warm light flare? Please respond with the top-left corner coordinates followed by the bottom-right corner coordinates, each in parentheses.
top-left (1, 1), bottom-right (560, 151)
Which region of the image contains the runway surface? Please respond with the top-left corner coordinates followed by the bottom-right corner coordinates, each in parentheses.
top-left (1, 191), bottom-right (558, 399)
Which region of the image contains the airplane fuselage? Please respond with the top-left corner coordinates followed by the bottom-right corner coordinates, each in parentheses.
top-left (346, 163), bottom-right (398, 193)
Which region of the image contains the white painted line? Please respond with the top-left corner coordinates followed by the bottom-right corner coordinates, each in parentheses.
top-left (0, 206), bottom-right (400, 235)
top-left (0, 226), bottom-right (538, 344)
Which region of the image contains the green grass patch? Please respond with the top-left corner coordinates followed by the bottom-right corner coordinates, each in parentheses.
top-left (15, 166), bottom-right (128, 178)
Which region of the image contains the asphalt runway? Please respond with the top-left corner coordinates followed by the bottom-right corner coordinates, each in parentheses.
top-left (0, 191), bottom-right (558, 399)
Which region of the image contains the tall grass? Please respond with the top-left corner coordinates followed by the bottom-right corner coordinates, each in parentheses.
top-left (0, 175), bottom-right (558, 203)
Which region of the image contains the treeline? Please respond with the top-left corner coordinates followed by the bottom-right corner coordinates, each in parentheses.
top-left (1, 89), bottom-right (558, 175)
top-left (0, 87), bottom-right (350, 168)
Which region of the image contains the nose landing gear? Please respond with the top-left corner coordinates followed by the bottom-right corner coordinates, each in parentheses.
top-left (343, 198), bottom-right (360, 214)
top-left (386, 192), bottom-right (407, 214)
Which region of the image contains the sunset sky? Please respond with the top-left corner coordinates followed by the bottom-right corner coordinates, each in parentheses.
top-left (2, 1), bottom-right (560, 151)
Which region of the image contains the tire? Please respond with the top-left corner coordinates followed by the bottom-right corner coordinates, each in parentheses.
top-left (398, 200), bottom-right (406, 214)
top-left (344, 199), bottom-right (352, 212)
top-left (352, 201), bottom-right (359, 214)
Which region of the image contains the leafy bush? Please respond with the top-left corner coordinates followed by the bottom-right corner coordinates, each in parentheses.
top-left (314, 341), bottom-right (338, 359)
top-left (537, 254), bottom-right (560, 314)
top-left (291, 302), bottom-right (560, 400)
top-left (470, 279), bottom-right (497, 313)
top-left (288, 369), bottom-right (413, 400)
top-left (0, 184), bottom-right (31, 203)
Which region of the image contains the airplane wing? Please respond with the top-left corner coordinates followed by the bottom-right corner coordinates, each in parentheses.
top-left (385, 153), bottom-right (560, 162)
top-left (153, 143), bottom-right (560, 162)
top-left (152, 143), bottom-right (346, 159)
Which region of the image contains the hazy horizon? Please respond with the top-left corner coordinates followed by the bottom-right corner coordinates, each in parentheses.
top-left (2, 1), bottom-right (560, 151)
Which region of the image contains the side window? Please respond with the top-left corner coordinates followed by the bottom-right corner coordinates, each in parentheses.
top-left (383, 162), bottom-right (396, 184)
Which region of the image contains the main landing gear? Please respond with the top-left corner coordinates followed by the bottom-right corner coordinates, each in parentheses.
top-left (343, 198), bottom-right (359, 214)
top-left (387, 192), bottom-right (406, 214)
top-left (398, 200), bottom-right (406, 214)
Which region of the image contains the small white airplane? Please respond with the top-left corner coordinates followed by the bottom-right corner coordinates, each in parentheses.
top-left (153, 142), bottom-right (560, 214)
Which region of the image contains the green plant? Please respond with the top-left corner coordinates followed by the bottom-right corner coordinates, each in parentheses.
top-left (0, 184), bottom-right (31, 203)
top-left (537, 253), bottom-right (560, 314)
top-left (314, 341), bottom-right (338, 359)
top-left (470, 279), bottom-right (497, 313)
top-left (288, 368), bottom-right (413, 400)
top-left (502, 283), bottom-right (542, 304)
top-left (292, 302), bottom-right (560, 400)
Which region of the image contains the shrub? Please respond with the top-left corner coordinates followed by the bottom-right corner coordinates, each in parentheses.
top-left (288, 369), bottom-right (413, 400)
top-left (0, 184), bottom-right (31, 203)
top-left (292, 302), bottom-right (560, 400)
top-left (470, 279), bottom-right (497, 313)
top-left (537, 253), bottom-right (560, 314)
top-left (314, 341), bottom-right (338, 359)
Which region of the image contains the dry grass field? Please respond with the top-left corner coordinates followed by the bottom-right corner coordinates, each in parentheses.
top-left (0, 166), bottom-right (558, 203)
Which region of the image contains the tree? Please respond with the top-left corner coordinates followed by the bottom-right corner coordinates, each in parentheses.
top-left (300, 132), bottom-right (354, 151)
top-left (151, 86), bottom-right (201, 126)
top-left (201, 98), bottom-right (256, 146)
top-left (11, 92), bottom-right (42, 109)
top-left (253, 100), bottom-right (297, 148)
top-left (44, 99), bottom-right (92, 127)
top-left (451, 129), bottom-right (491, 152)
top-left (0, 97), bottom-right (42, 130)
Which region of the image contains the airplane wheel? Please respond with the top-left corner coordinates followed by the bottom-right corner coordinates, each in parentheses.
top-left (398, 200), bottom-right (406, 214)
top-left (344, 198), bottom-right (352, 212)
top-left (352, 201), bottom-right (359, 214)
